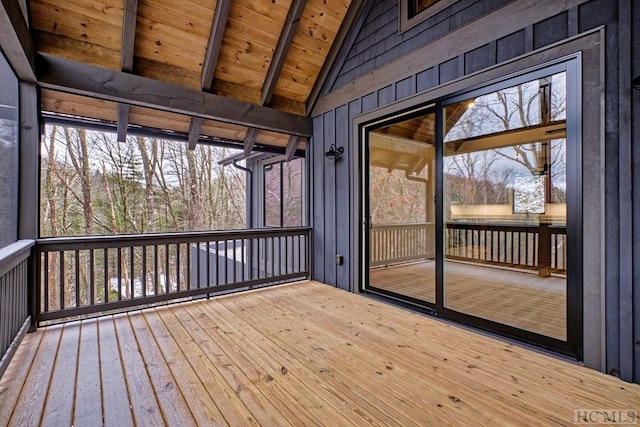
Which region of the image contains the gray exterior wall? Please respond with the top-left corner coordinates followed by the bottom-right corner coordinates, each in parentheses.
top-left (311, 0), bottom-right (640, 383)
top-left (331, 0), bottom-right (513, 92)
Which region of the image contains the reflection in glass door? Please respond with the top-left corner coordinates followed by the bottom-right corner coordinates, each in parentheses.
top-left (442, 72), bottom-right (568, 340)
top-left (367, 111), bottom-right (437, 304)
top-left (362, 61), bottom-right (580, 356)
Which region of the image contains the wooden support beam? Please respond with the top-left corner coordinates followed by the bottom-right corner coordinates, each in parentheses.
top-left (38, 54), bottom-right (313, 137)
top-left (116, 104), bottom-right (130, 142)
top-left (243, 128), bottom-right (257, 156)
top-left (305, 0), bottom-right (367, 115)
top-left (188, 117), bottom-right (203, 150)
top-left (18, 82), bottom-right (39, 239)
top-left (186, 0), bottom-right (231, 150)
top-left (121, 0), bottom-right (138, 72)
top-left (117, 0), bottom-right (139, 143)
top-left (201, 0), bottom-right (231, 91)
top-left (261, 0), bottom-right (307, 106)
top-left (285, 135), bottom-right (301, 161)
top-left (0, 0), bottom-right (36, 81)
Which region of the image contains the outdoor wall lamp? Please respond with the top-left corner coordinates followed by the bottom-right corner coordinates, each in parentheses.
top-left (325, 144), bottom-right (344, 160)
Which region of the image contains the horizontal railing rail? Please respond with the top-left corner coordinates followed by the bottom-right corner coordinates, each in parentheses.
top-left (36, 227), bottom-right (310, 324)
top-left (370, 223), bottom-right (434, 267)
top-left (0, 240), bottom-right (33, 378)
top-left (446, 222), bottom-right (567, 275)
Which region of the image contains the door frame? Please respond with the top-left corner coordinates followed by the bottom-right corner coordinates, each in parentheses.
top-left (352, 41), bottom-right (592, 360)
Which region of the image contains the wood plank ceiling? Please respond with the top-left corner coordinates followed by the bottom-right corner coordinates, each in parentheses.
top-left (30, 0), bottom-right (357, 151)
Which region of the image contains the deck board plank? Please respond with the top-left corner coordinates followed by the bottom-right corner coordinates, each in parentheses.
top-left (202, 300), bottom-right (380, 427)
top-left (127, 312), bottom-right (197, 427)
top-left (168, 303), bottom-right (295, 427)
top-left (112, 314), bottom-right (165, 427)
top-left (141, 309), bottom-right (230, 426)
top-left (225, 291), bottom-right (500, 426)
top-left (277, 282), bottom-right (639, 407)
top-left (254, 286), bottom-right (597, 424)
top-left (184, 303), bottom-right (323, 426)
top-left (97, 316), bottom-right (134, 427)
top-left (73, 319), bottom-right (103, 426)
top-left (7, 325), bottom-right (62, 427)
top-left (150, 306), bottom-right (262, 427)
top-left (0, 331), bottom-right (44, 425)
top-left (2, 281), bottom-right (640, 427)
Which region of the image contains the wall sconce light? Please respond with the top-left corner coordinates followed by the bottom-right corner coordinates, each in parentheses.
top-left (633, 75), bottom-right (640, 91)
top-left (325, 143), bottom-right (344, 160)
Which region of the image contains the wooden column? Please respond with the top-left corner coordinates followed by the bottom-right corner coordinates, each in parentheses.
top-left (18, 81), bottom-right (39, 330)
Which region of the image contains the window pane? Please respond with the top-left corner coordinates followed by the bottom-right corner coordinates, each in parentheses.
top-left (368, 111), bottom-right (436, 304)
top-left (411, 0), bottom-right (440, 17)
top-left (443, 72), bottom-right (567, 340)
top-left (0, 52), bottom-right (19, 248)
top-left (444, 75), bottom-right (567, 143)
top-left (264, 163), bottom-right (282, 227)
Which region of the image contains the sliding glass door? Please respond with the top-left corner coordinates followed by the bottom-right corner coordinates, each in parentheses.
top-left (366, 110), bottom-right (437, 305)
top-left (442, 71), bottom-right (568, 341)
top-left (363, 60), bottom-right (581, 356)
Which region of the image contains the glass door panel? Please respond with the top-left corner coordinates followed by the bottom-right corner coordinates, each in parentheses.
top-left (367, 111), bottom-right (436, 304)
top-left (442, 72), bottom-right (568, 340)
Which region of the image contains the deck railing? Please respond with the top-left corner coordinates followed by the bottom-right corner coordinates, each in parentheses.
top-left (370, 222), bottom-right (567, 275)
top-left (0, 240), bottom-right (33, 377)
top-left (370, 223), bottom-right (434, 267)
top-left (446, 222), bottom-right (567, 274)
top-left (36, 227), bottom-right (310, 324)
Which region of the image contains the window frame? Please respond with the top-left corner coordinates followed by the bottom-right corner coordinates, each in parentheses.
top-left (359, 56), bottom-right (582, 359)
top-left (398, 0), bottom-right (458, 34)
top-left (262, 157), bottom-right (305, 228)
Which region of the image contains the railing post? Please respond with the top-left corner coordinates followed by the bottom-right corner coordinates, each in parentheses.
top-left (537, 223), bottom-right (552, 277)
top-left (29, 246), bottom-right (38, 331)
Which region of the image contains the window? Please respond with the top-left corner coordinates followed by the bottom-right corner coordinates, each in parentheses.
top-left (399, 0), bottom-right (457, 33)
top-left (409, 0), bottom-right (441, 17)
top-left (0, 51), bottom-right (20, 248)
top-left (263, 158), bottom-right (303, 227)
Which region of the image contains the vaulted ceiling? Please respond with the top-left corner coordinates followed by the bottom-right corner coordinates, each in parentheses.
top-left (25, 0), bottom-right (366, 153)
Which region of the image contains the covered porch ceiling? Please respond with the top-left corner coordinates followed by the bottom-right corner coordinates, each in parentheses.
top-left (3, 0), bottom-right (369, 154)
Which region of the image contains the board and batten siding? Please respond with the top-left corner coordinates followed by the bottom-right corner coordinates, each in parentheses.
top-left (310, 0), bottom-right (640, 383)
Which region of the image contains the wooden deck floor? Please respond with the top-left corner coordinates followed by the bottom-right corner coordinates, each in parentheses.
top-left (370, 260), bottom-right (567, 340)
top-left (1, 281), bottom-right (638, 426)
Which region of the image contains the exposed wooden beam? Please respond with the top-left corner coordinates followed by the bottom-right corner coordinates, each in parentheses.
top-left (261, 0), bottom-right (307, 106)
top-left (188, 117), bottom-right (202, 150)
top-left (38, 54), bottom-right (313, 137)
top-left (0, 0), bottom-right (36, 81)
top-left (117, 103), bottom-right (130, 142)
top-left (186, 0), bottom-right (231, 150)
top-left (243, 128), bottom-right (257, 156)
top-left (117, 0), bottom-right (138, 142)
top-left (201, 0), bottom-right (232, 91)
top-left (121, 0), bottom-right (138, 72)
top-left (305, 0), bottom-right (367, 116)
top-left (285, 135), bottom-right (302, 161)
